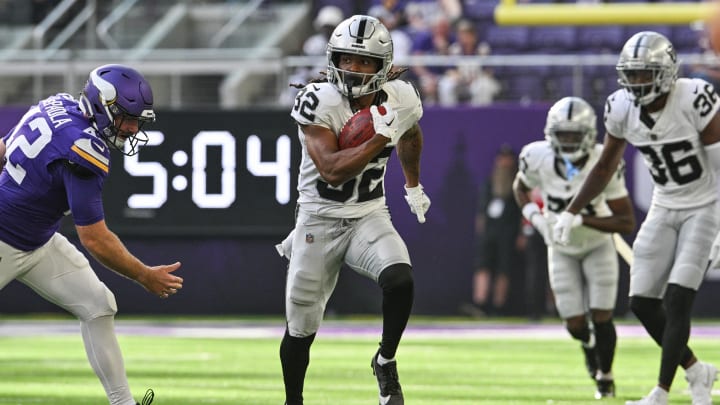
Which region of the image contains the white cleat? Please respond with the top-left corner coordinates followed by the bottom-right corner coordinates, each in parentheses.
top-left (686, 361), bottom-right (718, 405)
top-left (625, 386), bottom-right (668, 405)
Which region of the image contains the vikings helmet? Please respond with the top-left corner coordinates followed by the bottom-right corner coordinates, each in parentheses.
top-left (326, 15), bottom-right (393, 97)
top-left (616, 31), bottom-right (678, 106)
top-left (79, 64), bottom-right (155, 156)
top-left (544, 97), bottom-right (597, 161)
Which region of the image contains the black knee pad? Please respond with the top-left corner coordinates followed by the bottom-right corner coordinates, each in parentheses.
top-left (378, 263), bottom-right (413, 292)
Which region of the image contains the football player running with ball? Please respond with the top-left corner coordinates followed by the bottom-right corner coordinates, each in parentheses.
top-left (277, 14), bottom-right (430, 405)
top-left (0, 65), bottom-right (183, 405)
top-left (514, 96), bottom-right (635, 399)
top-left (554, 31), bottom-right (720, 405)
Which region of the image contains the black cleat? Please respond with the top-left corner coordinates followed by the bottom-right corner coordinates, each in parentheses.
top-left (371, 350), bottom-right (404, 405)
top-left (594, 379), bottom-right (615, 399)
top-left (136, 389), bottom-right (154, 405)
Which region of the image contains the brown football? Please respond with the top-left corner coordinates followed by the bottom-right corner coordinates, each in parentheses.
top-left (338, 106), bottom-right (385, 149)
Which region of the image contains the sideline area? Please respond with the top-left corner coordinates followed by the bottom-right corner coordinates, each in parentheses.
top-left (3, 317), bottom-right (720, 339)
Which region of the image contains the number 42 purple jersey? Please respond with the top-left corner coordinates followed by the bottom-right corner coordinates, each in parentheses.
top-left (0, 93), bottom-right (110, 251)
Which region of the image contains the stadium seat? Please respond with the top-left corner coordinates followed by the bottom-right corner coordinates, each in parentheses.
top-left (626, 25), bottom-right (672, 41)
top-left (505, 76), bottom-right (545, 102)
top-left (463, 0), bottom-right (497, 20)
top-left (577, 26), bottom-right (625, 53)
top-left (485, 25), bottom-right (530, 54)
top-left (672, 25), bottom-right (702, 52)
top-left (528, 26), bottom-right (577, 53)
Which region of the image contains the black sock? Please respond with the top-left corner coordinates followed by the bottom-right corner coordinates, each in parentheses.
top-left (280, 328), bottom-right (315, 404)
top-left (594, 319), bottom-right (617, 375)
top-left (378, 264), bottom-right (414, 359)
top-left (659, 285), bottom-right (696, 387)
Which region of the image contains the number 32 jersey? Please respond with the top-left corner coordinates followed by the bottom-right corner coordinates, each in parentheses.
top-left (605, 78), bottom-right (720, 209)
top-left (290, 80), bottom-right (423, 218)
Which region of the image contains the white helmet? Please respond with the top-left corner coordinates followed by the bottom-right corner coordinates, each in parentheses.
top-left (544, 97), bottom-right (597, 161)
top-left (326, 15), bottom-right (393, 97)
top-left (616, 31), bottom-right (678, 106)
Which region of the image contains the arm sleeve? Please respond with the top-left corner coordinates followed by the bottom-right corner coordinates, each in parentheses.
top-left (62, 163), bottom-right (105, 225)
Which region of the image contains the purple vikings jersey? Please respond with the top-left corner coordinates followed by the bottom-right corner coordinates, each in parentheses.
top-left (0, 93), bottom-right (109, 251)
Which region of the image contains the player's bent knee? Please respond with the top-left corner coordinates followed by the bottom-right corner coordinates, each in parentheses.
top-left (378, 263), bottom-right (413, 291)
top-left (75, 284), bottom-right (117, 321)
top-left (565, 315), bottom-right (588, 337)
top-left (629, 296), bottom-right (662, 319)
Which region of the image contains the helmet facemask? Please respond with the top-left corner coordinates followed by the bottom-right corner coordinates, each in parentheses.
top-left (329, 53), bottom-right (387, 97)
top-left (106, 102), bottom-right (153, 156)
top-left (552, 131), bottom-right (589, 161)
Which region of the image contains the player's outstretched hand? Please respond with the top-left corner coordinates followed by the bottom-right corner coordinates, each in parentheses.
top-left (142, 262), bottom-right (183, 299)
top-left (552, 211), bottom-right (582, 245)
top-left (709, 232), bottom-right (720, 269)
top-left (404, 183), bottom-right (431, 223)
top-left (370, 103), bottom-right (400, 143)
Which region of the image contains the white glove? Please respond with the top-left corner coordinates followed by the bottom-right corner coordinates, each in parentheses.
top-left (370, 103), bottom-right (400, 143)
top-left (709, 232), bottom-right (720, 269)
top-left (552, 211), bottom-right (583, 245)
top-left (404, 184), bottom-right (431, 223)
top-left (522, 203), bottom-right (552, 244)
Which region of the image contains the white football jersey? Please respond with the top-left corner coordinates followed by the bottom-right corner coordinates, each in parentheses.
top-left (290, 79), bottom-right (423, 218)
top-left (518, 141), bottom-right (629, 255)
top-left (605, 78), bottom-right (720, 209)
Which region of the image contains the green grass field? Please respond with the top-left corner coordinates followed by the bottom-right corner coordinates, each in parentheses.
top-left (0, 317), bottom-right (718, 404)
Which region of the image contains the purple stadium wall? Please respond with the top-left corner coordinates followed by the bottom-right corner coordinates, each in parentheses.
top-left (0, 105), bottom-right (717, 317)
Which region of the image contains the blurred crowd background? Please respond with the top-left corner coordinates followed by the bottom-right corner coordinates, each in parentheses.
top-left (0, 0), bottom-right (716, 111)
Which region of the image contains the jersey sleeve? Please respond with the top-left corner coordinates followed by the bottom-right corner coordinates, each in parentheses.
top-left (603, 90), bottom-right (629, 139)
top-left (289, 83), bottom-right (343, 130)
top-left (67, 134), bottom-right (111, 178)
top-left (62, 162), bottom-right (105, 225)
top-left (685, 78), bottom-right (720, 132)
top-left (517, 141), bottom-right (544, 188)
top-left (603, 158), bottom-right (630, 201)
top-left (390, 80), bottom-right (423, 135)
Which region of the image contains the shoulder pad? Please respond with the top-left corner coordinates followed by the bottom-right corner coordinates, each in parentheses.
top-left (383, 80), bottom-right (423, 124)
top-left (68, 134), bottom-right (110, 177)
top-left (603, 90), bottom-right (631, 136)
top-left (290, 82), bottom-right (343, 127)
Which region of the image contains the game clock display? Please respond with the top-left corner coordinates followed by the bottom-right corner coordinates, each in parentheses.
top-left (101, 110), bottom-right (301, 236)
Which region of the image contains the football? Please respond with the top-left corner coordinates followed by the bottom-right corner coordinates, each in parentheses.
top-left (337, 106), bottom-right (385, 149)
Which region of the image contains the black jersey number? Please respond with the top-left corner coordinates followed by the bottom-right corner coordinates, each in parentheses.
top-left (316, 148), bottom-right (392, 203)
top-left (545, 195), bottom-right (596, 216)
top-left (693, 83), bottom-right (718, 118)
top-left (637, 140), bottom-right (701, 186)
top-left (293, 87), bottom-right (319, 121)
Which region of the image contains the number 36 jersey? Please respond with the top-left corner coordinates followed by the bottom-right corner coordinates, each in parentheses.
top-left (290, 80), bottom-right (423, 218)
top-left (605, 78), bottom-right (720, 209)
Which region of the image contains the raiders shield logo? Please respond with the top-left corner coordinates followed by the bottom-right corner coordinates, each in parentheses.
top-left (305, 233), bottom-right (314, 243)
